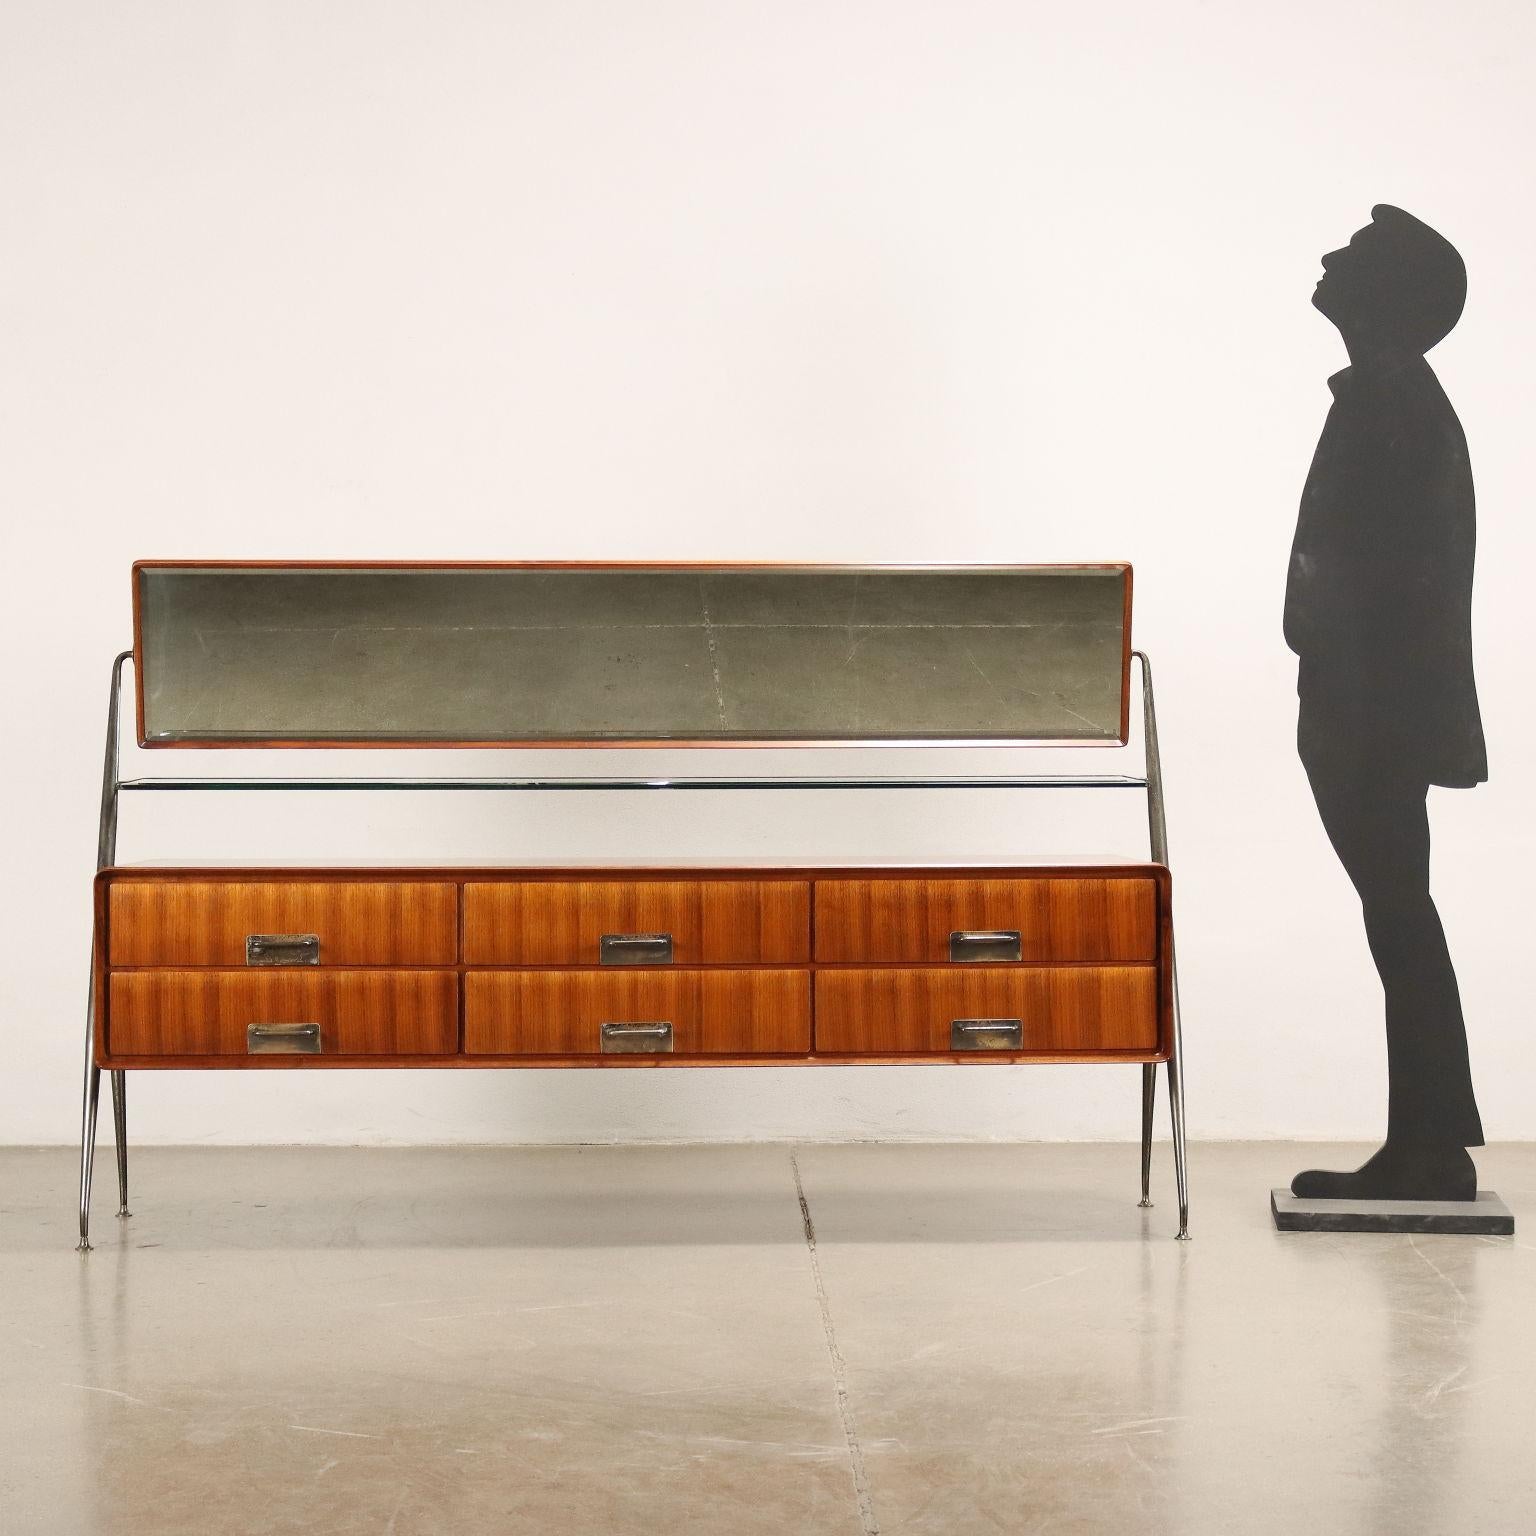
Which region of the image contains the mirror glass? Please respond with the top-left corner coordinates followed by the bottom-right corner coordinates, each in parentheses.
top-left (136, 565), bottom-right (1130, 745)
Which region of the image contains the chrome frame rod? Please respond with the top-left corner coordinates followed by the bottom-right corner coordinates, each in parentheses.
top-left (1134, 650), bottom-right (1190, 1241)
top-left (78, 649), bottom-right (132, 1251)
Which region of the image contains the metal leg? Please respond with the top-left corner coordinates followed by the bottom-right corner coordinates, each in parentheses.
top-left (1167, 1054), bottom-right (1190, 1240)
top-left (1138, 1064), bottom-right (1157, 1207)
top-left (1167, 960), bottom-right (1190, 1241)
top-left (111, 1070), bottom-right (131, 1218)
top-left (77, 1061), bottom-right (101, 1252)
top-left (77, 648), bottom-right (130, 1250)
top-left (1134, 650), bottom-right (1190, 1242)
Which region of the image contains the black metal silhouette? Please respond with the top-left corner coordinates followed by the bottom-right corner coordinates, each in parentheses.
top-left (1287, 205), bottom-right (1485, 1202)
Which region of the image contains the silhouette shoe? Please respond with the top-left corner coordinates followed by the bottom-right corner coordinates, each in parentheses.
top-left (1290, 1142), bottom-right (1477, 1202)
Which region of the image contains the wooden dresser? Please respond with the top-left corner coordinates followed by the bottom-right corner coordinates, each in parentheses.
top-left (96, 864), bottom-right (1170, 1068)
top-left (76, 562), bottom-right (1188, 1246)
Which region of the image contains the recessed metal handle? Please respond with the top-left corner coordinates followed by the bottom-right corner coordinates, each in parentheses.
top-left (600, 933), bottom-right (674, 966)
top-left (950, 1018), bottom-right (1024, 1051)
top-left (246, 933), bottom-right (320, 967)
top-left (247, 1022), bottom-right (323, 1055)
top-left (600, 1021), bottom-right (675, 1054)
top-left (949, 930), bottom-right (1021, 963)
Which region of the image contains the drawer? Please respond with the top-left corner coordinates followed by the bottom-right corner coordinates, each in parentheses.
top-left (462, 880), bottom-right (810, 965)
top-left (465, 969), bottom-right (811, 1055)
top-left (813, 966), bottom-right (1159, 1054)
top-left (813, 877), bottom-right (1158, 964)
top-left (108, 881), bottom-right (458, 967)
top-left (107, 970), bottom-right (459, 1057)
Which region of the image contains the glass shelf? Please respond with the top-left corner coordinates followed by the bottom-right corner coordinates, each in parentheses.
top-left (118, 774), bottom-right (1149, 793)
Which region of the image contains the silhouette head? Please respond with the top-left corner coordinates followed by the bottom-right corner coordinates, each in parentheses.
top-left (1313, 205), bottom-right (1466, 356)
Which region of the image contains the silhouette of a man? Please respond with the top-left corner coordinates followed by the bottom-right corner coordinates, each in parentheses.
top-left (1287, 204), bottom-right (1486, 1201)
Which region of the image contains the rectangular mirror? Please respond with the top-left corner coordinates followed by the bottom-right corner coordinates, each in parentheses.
top-left (134, 563), bottom-right (1131, 747)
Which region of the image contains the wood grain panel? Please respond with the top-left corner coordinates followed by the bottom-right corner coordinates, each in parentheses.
top-left (465, 969), bottom-right (811, 1055)
top-left (462, 880), bottom-right (810, 965)
top-left (813, 966), bottom-right (1158, 1054)
top-left (108, 881), bottom-right (458, 967)
top-left (813, 878), bottom-right (1157, 964)
top-left (108, 970), bottom-right (459, 1056)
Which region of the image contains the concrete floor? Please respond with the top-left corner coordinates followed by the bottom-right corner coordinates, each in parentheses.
top-left (1, 1143), bottom-right (1533, 1536)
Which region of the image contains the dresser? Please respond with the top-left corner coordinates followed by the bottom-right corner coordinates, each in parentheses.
top-left (96, 863), bottom-right (1170, 1066)
top-left (77, 562), bottom-right (1188, 1245)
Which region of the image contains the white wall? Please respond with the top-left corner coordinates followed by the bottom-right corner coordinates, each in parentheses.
top-left (3, 1), bottom-right (1533, 1146)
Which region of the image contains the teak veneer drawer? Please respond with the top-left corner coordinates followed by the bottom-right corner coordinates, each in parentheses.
top-left (464, 969), bottom-right (811, 1055)
top-left (108, 881), bottom-right (458, 967)
top-left (107, 970), bottom-right (459, 1057)
top-left (813, 966), bottom-right (1159, 1055)
top-left (813, 877), bottom-right (1158, 964)
top-left (462, 880), bottom-right (810, 966)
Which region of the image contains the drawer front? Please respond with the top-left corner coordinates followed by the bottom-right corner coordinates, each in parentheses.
top-left (462, 880), bottom-right (810, 965)
top-left (108, 970), bottom-right (459, 1056)
top-left (814, 966), bottom-right (1159, 1054)
top-left (814, 878), bottom-right (1157, 964)
top-left (108, 881), bottom-right (459, 967)
top-left (465, 970), bottom-right (811, 1055)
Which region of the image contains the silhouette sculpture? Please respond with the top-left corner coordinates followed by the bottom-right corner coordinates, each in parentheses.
top-left (1286, 204), bottom-right (1485, 1202)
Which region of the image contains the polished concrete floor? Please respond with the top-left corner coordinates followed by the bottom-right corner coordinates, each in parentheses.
top-left (2, 1141), bottom-right (1533, 1536)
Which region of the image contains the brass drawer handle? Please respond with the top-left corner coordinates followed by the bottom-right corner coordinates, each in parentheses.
top-left (600, 1021), bottom-right (674, 1054)
top-left (949, 930), bottom-right (1022, 963)
top-left (247, 1022), bottom-right (323, 1055)
top-left (950, 1018), bottom-right (1024, 1050)
top-left (600, 933), bottom-right (674, 966)
top-left (246, 933), bottom-right (320, 967)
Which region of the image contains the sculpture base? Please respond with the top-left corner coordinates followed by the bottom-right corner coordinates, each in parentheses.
top-left (1271, 1189), bottom-right (1513, 1235)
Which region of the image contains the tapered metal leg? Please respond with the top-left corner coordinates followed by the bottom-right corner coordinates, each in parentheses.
top-left (1167, 946), bottom-right (1191, 1234)
top-left (77, 1062), bottom-right (102, 1252)
top-left (1138, 1064), bottom-right (1157, 1207)
top-left (1167, 1055), bottom-right (1190, 1239)
top-left (78, 649), bottom-right (131, 1252)
top-left (1135, 651), bottom-right (1189, 1241)
top-left (110, 1070), bottom-right (131, 1218)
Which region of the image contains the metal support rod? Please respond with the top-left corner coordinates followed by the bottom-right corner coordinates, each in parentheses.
top-left (111, 1071), bottom-right (130, 1218)
top-left (1165, 969), bottom-right (1190, 1241)
top-left (1139, 1064), bottom-right (1157, 1207)
top-left (78, 650), bottom-right (131, 1252)
top-left (1137, 650), bottom-right (1170, 870)
top-left (1134, 651), bottom-right (1190, 1241)
top-left (76, 1066), bottom-right (101, 1252)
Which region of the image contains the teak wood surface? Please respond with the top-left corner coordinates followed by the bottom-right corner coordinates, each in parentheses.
top-left (462, 879), bottom-right (810, 965)
top-left (813, 877), bottom-right (1157, 964)
top-left (94, 863), bottom-right (1172, 1068)
top-left (108, 881), bottom-right (458, 967)
top-left (108, 970), bottom-right (459, 1056)
top-left (812, 966), bottom-right (1159, 1054)
top-left (464, 970), bottom-right (812, 1055)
